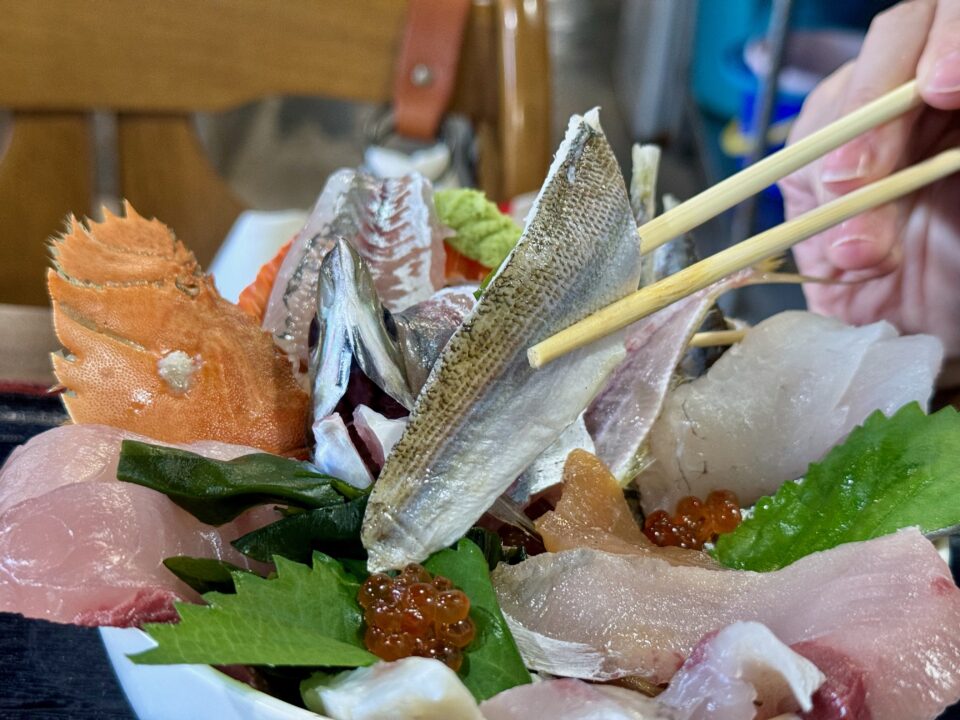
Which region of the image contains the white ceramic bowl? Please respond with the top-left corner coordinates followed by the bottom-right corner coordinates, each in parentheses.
top-left (100, 627), bottom-right (330, 720)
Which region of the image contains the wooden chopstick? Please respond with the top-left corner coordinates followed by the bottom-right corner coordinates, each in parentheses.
top-left (638, 80), bottom-right (922, 255)
top-left (529, 147), bottom-right (960, 369)
top-left (689, 329), bottom-right (747, 348)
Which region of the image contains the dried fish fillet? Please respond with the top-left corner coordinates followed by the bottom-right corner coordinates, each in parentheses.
top-left (362, 110), bottom-right (643, 571)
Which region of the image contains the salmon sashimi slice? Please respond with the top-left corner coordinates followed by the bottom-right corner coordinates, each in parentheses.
top-left (236, 239), bottom-right (293, 321)
top-left (47, 203), bottom-right (308, 454)
top-left (535, 450), bottom-right (715, 568)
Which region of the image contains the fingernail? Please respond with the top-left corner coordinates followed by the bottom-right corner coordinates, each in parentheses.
top-left (926, 50), bottom-right (960, 94)
top-left (821, 139), bottom-right (872, 184)
top-left (829, 234), bottom-right (870, 250)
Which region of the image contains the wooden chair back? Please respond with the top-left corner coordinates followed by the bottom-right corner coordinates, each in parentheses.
top-left (0, 0), bottom-right (550, 305)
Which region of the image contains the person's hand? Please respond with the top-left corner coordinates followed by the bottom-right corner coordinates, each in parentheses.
top-left (779, 0), bottom-right (960, 360)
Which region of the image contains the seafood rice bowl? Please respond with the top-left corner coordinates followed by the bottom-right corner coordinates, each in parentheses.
top-left (2, 109), bottom-right (960, 720)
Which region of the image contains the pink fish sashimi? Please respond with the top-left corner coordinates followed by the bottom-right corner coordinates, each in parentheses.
top-left (638, 311), bottom-right (942, 513)
top-left (0, 424), bottom-right (274, 626)
top-left (658, 622), bottom-right (824, 720)
top-left (0, 424), bottom-right (265, 517)
top-left (480, 678), bottom-right (674, 720)
top-left (586, 275), bottom-right (743, 484)
top-left (492, 529), bottom-right (960, 720)
top-left (262, 170), bottom-right (447, 379)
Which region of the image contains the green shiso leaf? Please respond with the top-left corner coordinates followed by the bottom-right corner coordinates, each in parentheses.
top-left (435, 188), bottom-right (521, 270)
top-left (117, 440), bottom-right (346, 525)
top-left (424, 538), bottom-right (531, 701)
top-left (132, 553), bottom-right (376, 668)
top-left (232, 496), bottom-right (368, 563)
top-left (162, 556), bottom-right (252, 595)
top-left (714, 403), bottom-right (960, 572)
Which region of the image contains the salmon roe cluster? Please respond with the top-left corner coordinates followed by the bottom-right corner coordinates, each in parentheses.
top-left (643, 489), bottom-right (742, 550)
top-left (358, 563), bottom-right (475, 671)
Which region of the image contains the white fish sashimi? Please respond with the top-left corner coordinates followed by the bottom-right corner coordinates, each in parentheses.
top-left (480, 679), bottom-right (676, 720)
top-left (492, 529), bottom-right (960, 720)
top-left (303, 657), bottom-right (483, 720)
top-left (0, 424), bottom-right (265, 518)
top-left (311, 413), bottom-right (374, 490)
top-left (352, 405), bottom-right (407, 468)
top-left (394, 285), bottom-right (476, 394)
top-left (362, 110), bottom-right (644, 571)
top-left (657, 622), bottom-right (824, 720)
top-left (585, 280), bottom-right (737, 484)
top-left (638, 311), bottom-right (943, 512)
top-left (0, 425), bottom-right (270, 626)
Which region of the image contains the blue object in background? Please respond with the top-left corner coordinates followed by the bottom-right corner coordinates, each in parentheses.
top-left (693, 0), bottom-right (895, 119)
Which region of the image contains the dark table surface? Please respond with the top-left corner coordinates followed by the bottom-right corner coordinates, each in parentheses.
top-left (2, 393), bottom-right (960, 720)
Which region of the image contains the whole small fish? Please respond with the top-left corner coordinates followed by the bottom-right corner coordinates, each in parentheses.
top-left (264, 170), bottom-right (447, 383)
top-left (362, 110), bottom-right (644, 571)
top-left (311, 238), bottom-right (415, 420)
top-left (310, 241), bottom-right (474, 419)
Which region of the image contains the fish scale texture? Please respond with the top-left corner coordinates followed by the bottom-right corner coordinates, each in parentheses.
top-left (362, 111), bottom-right (643, 571)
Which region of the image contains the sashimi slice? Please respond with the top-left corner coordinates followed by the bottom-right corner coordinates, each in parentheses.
top-left (263, 170), bottom-right (353, 376)
top-left (237, 239), bottom-right (293, 321)
top-left (586, 277), bottom-right (743, 484)
top-left (657, 622), bottom-right (824, 720)
top-left (304, 657), bottom-right (482, 720)
top-left (0, 424), bottom-right (264, 516)
top-left (508, 414), bottom-right (595, 503)
top-left (638, 311), bottom-right (942, 512)
top-left (492, 529), bottom-right (960, 720)
top-left (0, 481), bottom-right (256, 626)
top-left (311, 413), bottom-right (374, 490)
top-left (480, 679), bottom-right (673, 720)
top-left (534, 450), bottom-right (714, 568)
top-left (352, 405), bottom-right (406, 468)
top-left (394, 285), bottom-right (476, 395)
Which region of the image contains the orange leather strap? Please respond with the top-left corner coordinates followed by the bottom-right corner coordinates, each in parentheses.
top-left (393, 0), bottom-right (471, 141)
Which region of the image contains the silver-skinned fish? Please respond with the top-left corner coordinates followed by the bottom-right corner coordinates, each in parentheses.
top-left (362, 110), bottom-right (643, 571)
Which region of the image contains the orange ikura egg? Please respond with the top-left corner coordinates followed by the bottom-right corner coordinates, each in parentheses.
top-left (359, 564), bottom-right (476, 671)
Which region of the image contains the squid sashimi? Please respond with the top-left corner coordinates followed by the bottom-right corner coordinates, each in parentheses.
top-left (362, 110), bottom-right (644, 571)
top-left (638, 311), bottom-right (942, 513)
top-left (492, 529), bottom-right (960, 720)
top-left (0, 425), bottom-right (270, 626)
top-left (534, 449), bottom-right (715, 568)
top-left (47, 205), bottom-right (309, 454)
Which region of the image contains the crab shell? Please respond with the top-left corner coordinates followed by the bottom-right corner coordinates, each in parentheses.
top-left (47, 203), bottom-right (309, 455)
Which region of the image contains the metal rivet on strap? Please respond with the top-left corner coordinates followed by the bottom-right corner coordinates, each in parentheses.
top-left (410, 63), bottom-right (434, 87)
